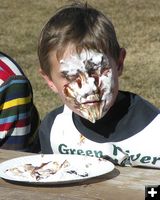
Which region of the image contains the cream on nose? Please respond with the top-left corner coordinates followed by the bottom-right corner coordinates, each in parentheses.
top-left (77, 71), bottom-right (96, 92)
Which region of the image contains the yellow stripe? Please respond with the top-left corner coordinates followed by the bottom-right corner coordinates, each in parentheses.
top-left (0, 96), bottom-right (31, 110)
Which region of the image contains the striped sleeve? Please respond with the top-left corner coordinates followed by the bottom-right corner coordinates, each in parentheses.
top-left (0, 52), bottom-right (40, 151)
top-left (0, 76), bottom-right (34, 150)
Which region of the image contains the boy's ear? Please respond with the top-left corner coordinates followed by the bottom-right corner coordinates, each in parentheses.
top-left (39, 69), bottom-right (58, 93)
top-left (117, 48), bottom-right (126, 76)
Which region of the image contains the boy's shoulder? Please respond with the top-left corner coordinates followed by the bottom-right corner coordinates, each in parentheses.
top-left (39, 105), bottom-right (73, 136)
top-left (41, 105), bottom-right (65, 125)
top-left (119, 91), bottom-right (159, 135)
top-left (125, 91), bottom-right (159, 113)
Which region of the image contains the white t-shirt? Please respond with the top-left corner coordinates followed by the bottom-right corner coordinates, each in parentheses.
top-left (39, 91), bottom-right (160, 168)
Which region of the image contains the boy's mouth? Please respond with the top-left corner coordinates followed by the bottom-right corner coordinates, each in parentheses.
top-left (81, 100), bottom-right (101, 105)
top-left (73, 94), bottom-right (102, 107)
top-left (78, 100), bottom-right (105, 123)
top-left (78, 94), bottom-right (100, 104)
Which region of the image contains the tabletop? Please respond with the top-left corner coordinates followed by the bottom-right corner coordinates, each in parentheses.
top-left (0, 149), bottom-right (160, 200)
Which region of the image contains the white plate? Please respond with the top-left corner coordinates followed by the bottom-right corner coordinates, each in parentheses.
top-left (0, 154), bottom-right (114, 185)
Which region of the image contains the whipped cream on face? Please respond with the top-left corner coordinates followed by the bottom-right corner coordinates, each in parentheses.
top-left (67, 74), bottom-right (97, 102)
top-left (60, 50), bottom-right (104, 75)
top-left (60, 54), bottom-right (86, 75)
top-left (60, 50), bottom-right (114, 123)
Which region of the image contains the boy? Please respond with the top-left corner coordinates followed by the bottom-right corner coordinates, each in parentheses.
top-left (38, 2), bottom-right (160, 168)
top-left (0, 51), bottom-right (40, 152)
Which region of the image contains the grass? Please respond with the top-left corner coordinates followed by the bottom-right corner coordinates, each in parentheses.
top-left (0, 0), bottom-right (160, 119)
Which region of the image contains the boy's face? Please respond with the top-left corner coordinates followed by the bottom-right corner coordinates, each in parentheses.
top-left (42, 46), bottom-right (125, 123)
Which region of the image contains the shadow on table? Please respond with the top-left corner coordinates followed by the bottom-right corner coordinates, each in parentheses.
top-left (1, 167), bottom-right (120, 187)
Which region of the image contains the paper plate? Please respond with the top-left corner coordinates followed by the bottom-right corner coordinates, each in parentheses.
top-left (0, 154), bottom-right (114, 185)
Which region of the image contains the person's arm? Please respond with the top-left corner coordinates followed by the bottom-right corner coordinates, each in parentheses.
top-left (0, 51), bottom-right (40, 152)
top-left (0, 76), bottom-right (39, 151)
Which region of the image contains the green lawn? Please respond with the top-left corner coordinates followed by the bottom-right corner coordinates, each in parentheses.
top-left (0, 0), bottom-right (160, 119)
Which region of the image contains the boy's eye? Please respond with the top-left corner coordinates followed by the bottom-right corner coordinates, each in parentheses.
top-left (61, 72), bottom-right (78, 81)
top-left (101, 66), bottom-right (111, 75)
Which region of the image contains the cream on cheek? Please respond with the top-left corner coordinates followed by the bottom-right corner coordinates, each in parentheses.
top-left (60, 50), bottom-right (115, 123)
